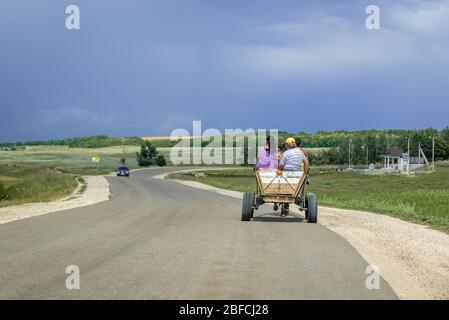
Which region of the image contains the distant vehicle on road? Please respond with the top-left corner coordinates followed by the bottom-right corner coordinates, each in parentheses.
top-left (116, 166), bottom-right (130, 177)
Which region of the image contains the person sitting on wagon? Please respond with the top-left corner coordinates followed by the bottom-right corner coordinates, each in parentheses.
top-left (295, 137), bottom-right (309, 159)
top-left (256, 135), bottom-right (278, 169)
top-left (277, 137), bottom-right (309, 173)
top-left (295, 137), bottom-right (309, 172)
top-left (277, 143), bottom-right (285, 162)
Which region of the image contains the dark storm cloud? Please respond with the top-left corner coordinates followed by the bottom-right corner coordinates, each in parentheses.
top-left (0, 0), bottom-right (448, 141)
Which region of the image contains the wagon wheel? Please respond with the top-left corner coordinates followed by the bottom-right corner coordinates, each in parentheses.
top-left (306, 193), bottom-right (318, 223)
top-left (241, 192), bottom-right (255, 221)
top-left (304, 196), bottom-right (309, 220)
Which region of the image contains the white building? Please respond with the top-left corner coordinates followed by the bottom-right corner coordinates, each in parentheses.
top-left (380, 148), bottom-right (410, 172)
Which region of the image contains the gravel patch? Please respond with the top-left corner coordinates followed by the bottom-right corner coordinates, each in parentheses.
top-left (318, 207), bottom-right (449, 300)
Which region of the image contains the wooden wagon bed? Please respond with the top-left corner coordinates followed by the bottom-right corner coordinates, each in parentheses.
top-left (255, 169), bottom-right (307, 203)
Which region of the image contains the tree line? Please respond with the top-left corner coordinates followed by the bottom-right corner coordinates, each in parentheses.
top-left (2, 127), bottom-right (448, 166)
top-left (306, 128), bottom-right (449, 166)
top-left (0, 135), bottom-right (144, 149)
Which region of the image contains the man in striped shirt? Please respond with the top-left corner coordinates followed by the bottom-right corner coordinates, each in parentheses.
top-left (278, 137), bottom-right (309, 173)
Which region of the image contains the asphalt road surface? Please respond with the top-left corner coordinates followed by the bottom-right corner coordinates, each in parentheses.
top-left (0, 168), bottom-right (397, 299)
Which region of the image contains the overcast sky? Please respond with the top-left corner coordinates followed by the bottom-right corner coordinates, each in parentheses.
top-left (1, 0), bottom-right (448, 141)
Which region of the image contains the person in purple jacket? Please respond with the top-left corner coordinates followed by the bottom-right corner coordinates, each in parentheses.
top-left (256, 136), bottom-right (278, 169)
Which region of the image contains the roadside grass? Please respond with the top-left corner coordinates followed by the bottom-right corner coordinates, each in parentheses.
top-left (0, 164), bottom-right (78, 207)
top-left (0, 146), bottom-right (139, 206)
top-left (0, 145), bottom-right (162, 207)
top-left (169, 165), bottom-right (449, 233)
top-left (77, 176), bottom-right (88, 194)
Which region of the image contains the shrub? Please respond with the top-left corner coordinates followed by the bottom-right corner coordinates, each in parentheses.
top-left (155, 154), bottom-right (167, 167)
top-left (0, 182), bottom-right (9, 201)
top-left (136, 141), bottom-right (166, 167)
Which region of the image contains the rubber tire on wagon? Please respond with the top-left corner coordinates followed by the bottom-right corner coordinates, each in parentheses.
top-left (306, 193), bottom-right (318, 223)
top-left (241, 192), bottom-right (255, 221)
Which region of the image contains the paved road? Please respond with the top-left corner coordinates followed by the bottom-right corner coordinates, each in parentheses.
top-left (0, 168), bottom-right (396, 299)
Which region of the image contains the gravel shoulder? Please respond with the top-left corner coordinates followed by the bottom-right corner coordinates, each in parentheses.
top-left (169, 177), bottom-right (449, 300)
top-left (0, 175), bottom-right (110, 225)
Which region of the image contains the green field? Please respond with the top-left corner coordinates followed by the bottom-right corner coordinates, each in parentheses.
top-left (169, 163), bottom-right (449, 233)
top-left (0, 144), bottom-right (246, 207)
top-left (0, 145), bottom-right (145, 207)
top-left (0, 164), bottom-right (78, 207)
top-left (0, 145), bottom-right (143, 175)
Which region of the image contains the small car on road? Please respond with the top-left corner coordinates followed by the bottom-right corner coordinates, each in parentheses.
top-left (116, 166), bottom-right (130, 177)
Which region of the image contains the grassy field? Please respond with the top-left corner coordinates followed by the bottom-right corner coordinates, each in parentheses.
top-left (169, 163), bottom-right (449, 233)
top-left (0, 164), bottom-right (78, 207)
top-left (0, 144), bottom-right (232, 207)
top-left (0, 145), bottom-right (144, 207)
top-left (0, 145), bottom-right (142, 175)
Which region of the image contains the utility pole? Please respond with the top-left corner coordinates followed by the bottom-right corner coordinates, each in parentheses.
top-left (407, 137), bottom-right (410, 156)
top-left (418, 142), bottom-right (420, 165)
top-left (348, 139), bottom-right (353, 170)
top-left (365, 144), bottom-right (369, 165)
top-left (432, 136), bottom-right (435, 172)
top-left (406, 136), bottom-right (410, 174)
top-left (121, 138), bottom-right (127, 166)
